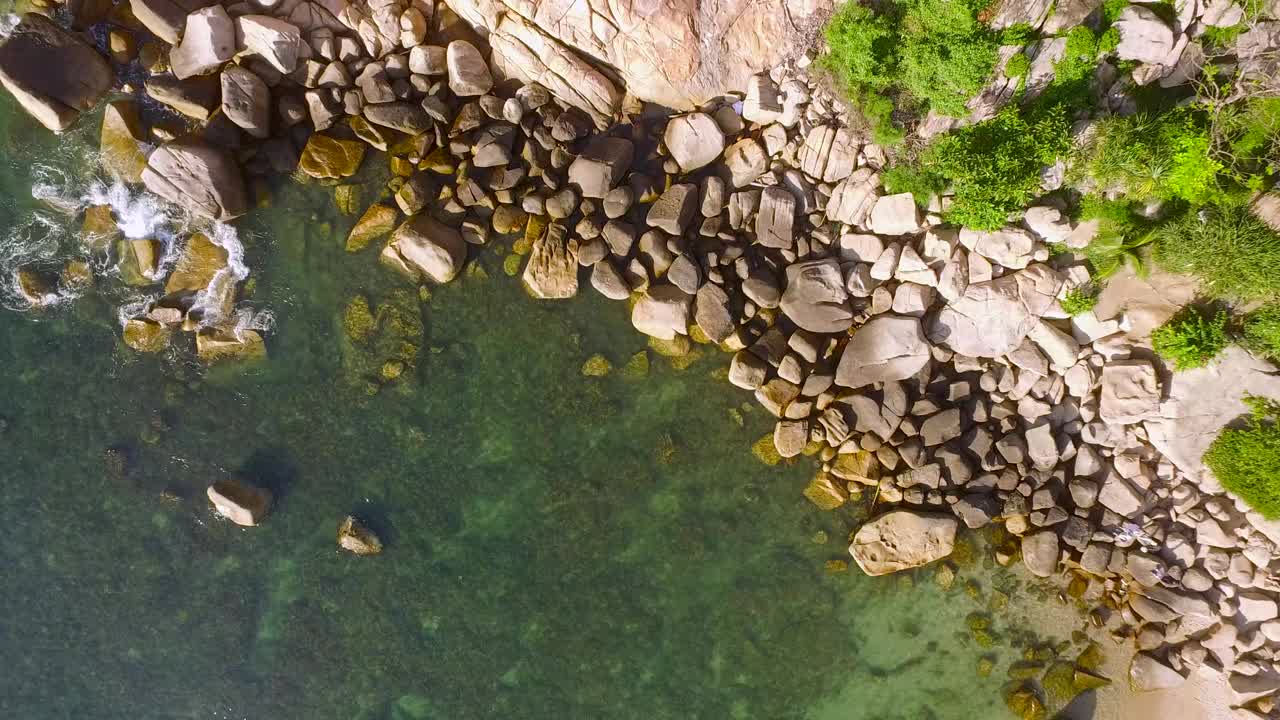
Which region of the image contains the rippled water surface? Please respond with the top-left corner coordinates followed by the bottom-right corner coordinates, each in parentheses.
top-left (0, 91), bottom-right (1076, 720)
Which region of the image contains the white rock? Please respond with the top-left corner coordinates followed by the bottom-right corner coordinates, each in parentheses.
top-left (780, 259), bottom-right (853, 333)
top-left (959, 226), bottom-right (1035, 269)
top-left (1027, 319), bottom-right (1079, 368)
top-left (170, 6), bottom-right (235, 80)
top-left (1100, 360), bottom-right (1160, 425)
top-left (927, 264), bottom-right (1063, 357)
top-left (1022, 530), bottom-right (1060, 577)
top-left (1115, 5), bottom-right (1179, 65)
top-left (1023, 205), bottom-right (1073, 243)
top-left (664, 112), bottom-right (725, 173)
top-left (236, 15), bottom-right (302, 74)
top-left (631, 286), bottom-right (692, 340)
top-left (838, 233), bottom-right (884, 263)
top-left (446, 40), bottom-right (492, 96)
top-left (869, 193), bottom-right (922, 236)
top-left (1238, 592), bottom-right (1280, 624)
top-left (1130, 653), bottom-right (1186, 691)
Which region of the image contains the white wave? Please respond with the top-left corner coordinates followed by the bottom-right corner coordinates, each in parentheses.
top-left (116, 292), bottom-right (159, 329)
top-left (188, 222), bottom-right (250, 330)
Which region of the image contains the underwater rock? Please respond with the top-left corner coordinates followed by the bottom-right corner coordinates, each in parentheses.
top-left (15, 267), bottom-right (58, 307)
top-left (298, 133), bottom-right (367, 180)
top-left (337, 515), bottom-right (383, 555)
top-left (382, 214), bottom-right (467, 284)
top-left (581, 354), bottom-right (611, 376)
top-left (165, 232), bottom-right (228, 295)
top-left (347, 203), bottom-right (399, 252)
top-left (850, 511), bottom-right (958, 576)
top-left (123, 318), bottom-right (172, 352)
top-left (196, 330), bottom-right (266, 362)
top-left (206, 478), bottom-right (272, 526)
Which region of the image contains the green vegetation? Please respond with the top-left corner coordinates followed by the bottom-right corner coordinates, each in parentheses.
top-left (1077, 110), bottom-right (1223, 205)
top-left (883, 164), bottom-right (945, 207)
top-left (1004, 52), bottom-right (1030, 81)
top-left (1244, 305), bottom-right (1280, 361)
top-left (1205, 396), bottom-right (1280, 519)
top-left (1059, 286), bottom-right (1099, 316)
top-left (819, 0), bottom-right (1016, 143)
top-left (1076, 196), bottom-right (1155, 279)
top-left (917, 106), bottom-right (1072, 229)
top-left (1153, 203), bottom-right (1280, 301)
top-left (1151, 306), bottom-right (1229, 370)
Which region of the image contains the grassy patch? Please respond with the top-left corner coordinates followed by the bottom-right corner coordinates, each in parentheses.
top-left (1205, 396), bottom-right (1280, 519)
top-left (1151, 305), bottom-right (1229, 370)
top-left (882, 164), bottom-right (946, 207)
top-left (1077, 109), bottom-right (1223, 205)
top-left (1244, 305), bottom-right (1280, 362)
top-left (1152, 203), bottom-right (1280, 302)
top-left (1060, 286), bottom-right (1100, 316)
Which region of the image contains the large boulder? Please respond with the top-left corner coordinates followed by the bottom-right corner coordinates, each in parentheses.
top-left (142, 140), bottom-right (249, 221)
top-left (927, 263), bottom-right (1062, 357)
top-left (567, 137), bottom-right (633, 198)
top-left (446, 39), bottom-right (493, 96)
top-left (664, 113), bottom-right (724, 172)
top-left (779, 259), bottom-right (852, 333)
top-left (849, 511), bottom-right (958, 576)
top-left (1115, 5), bottom-right (1179, 65)
top-left (381, 214), bottom-right (467, 283)
top-left (442, 0), bottom-right (830, 111)
top-left (207, 479), bottom-right (272, 526)
top-left (132, 0), bottom-right (216, 43)
top-left (1100, 360), bottom-right (1160, 425)
top-left (220, 65), bottom-right (270, 138)
top-left (632, 285), bottom-right (692, 340)
top-left (835, 315), bottom-right (931, 389)
top-left (235, 15), bottom-right (302, 74)
top-left (100, 100), bottom-right (148, 183)
top-left (0, 14), bottom-right (113, 133)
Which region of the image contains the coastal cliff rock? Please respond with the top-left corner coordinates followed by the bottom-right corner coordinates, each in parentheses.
top-left (0, 14), bottom-right (113, 132)
top-left (441, 0), bottom-right (831, 111)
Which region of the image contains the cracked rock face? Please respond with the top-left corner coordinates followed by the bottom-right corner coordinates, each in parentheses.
top-left (441, 0), bottom-right (831, 110)
top-left (927, 263), bottom-right (1063, 358)
top-left (141, 140), bottom-right (249, 221)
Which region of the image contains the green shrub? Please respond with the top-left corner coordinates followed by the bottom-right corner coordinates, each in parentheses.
top-left (1151, 306), bottom-right (1229, 370)
top-left (1153, 203), bottom-right (1280, 301)
top-left (820, 3), bottom-right (897, 92)
top-left (1077, 110), bottom-right (1223, 205)
top-left (922, 106), bottom-right (1071, 229)
top-left (1244, 305), bottom-right (1280, 361)
top-left (1077, 196), bottom-right (1155, 279)
top-left (883, 164), bottom-right (946, 207)
top-left (1060, 286), bottom-right (1100, 316)
top-left (1204, 396), bottom-right (1280, 519)
top-left (1005, 52), bottom-right (1030, 80)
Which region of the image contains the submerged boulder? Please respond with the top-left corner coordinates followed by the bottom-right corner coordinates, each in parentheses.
top-left (207, 478), bottom-right (272, 526)
top-left (849, 511), bottom-right (958, 576)
top-left (100, 100), bottom-right (148, 183)
top-left (0, 13), bottom-right (113, 133)
top-left (337, 516), bottom-right (383, 555)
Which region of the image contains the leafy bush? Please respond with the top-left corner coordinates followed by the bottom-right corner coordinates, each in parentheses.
top-left (1151, 306), bottom-right (1229, 370)
top-left (1204, 396), bottom-right (1280, 519)
top-left (1077, 110), bottom-right (1223, 205)
top-left (883, 164), bottom-right (945, 207)
top-left (1077, 197), bottom-right (1155, 279)
top-left (1244, 305), bottom-right (1280, 361)
top-left (921, 106), bottom-right (1072, 229)
top-left (1153, 203), bottom-right (1280, 301)
top-left (1005, 52), bottom-right (1030, 80)
top-left (1060, 286), bottom-right (1100, 316)
top-left (820, 3), bottom-right (897, 92)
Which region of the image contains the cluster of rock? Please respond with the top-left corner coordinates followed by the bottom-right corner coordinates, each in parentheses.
top-left (206, 477), bottom-right (381, 554)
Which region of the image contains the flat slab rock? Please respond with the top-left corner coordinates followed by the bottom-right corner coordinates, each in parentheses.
top-left (835, 314), bottom-right (930, 389)
top-left (849, 511), bottom-right (957, 576)
top-left (927, 263), bottom-right (1062, 357)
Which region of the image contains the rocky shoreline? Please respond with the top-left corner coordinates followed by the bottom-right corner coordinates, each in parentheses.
top-left (4, 0), bottom-right (1280, 717)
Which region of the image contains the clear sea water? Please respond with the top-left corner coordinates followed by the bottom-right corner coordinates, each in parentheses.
top-left (0, 87), bottom-right (1086, 719)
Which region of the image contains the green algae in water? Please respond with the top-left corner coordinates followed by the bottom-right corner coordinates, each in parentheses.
top-left (0, 89), bottom-right (1080, 720)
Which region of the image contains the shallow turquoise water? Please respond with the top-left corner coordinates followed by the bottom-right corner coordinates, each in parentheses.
top-left (0, 92), bottom-right (1076, 719)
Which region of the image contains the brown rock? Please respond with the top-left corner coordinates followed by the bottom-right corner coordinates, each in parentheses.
top-left (100, 100), bottom-right (148, 183)
top-left (347, 203), bottom-right (399, 252)
top-left (337, 516), bottom-right (383, 555)
top-left (206, 478), bottom-right (272, 526)
top-left (0, 13), bottom-right (114, 133)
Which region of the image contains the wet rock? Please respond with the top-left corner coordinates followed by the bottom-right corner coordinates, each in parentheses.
top-left (207, 478), bottom-right (272, 526)
top-left (123, 318), bottom-right (172, 352)
top-left (522, 223), bottom-right (579, 299)
top-left (827, 169), bottom-right (879, 225)
top-left (446, 40), bottom-right (492, 96)
top-left (1022, 530), bottom-right (1059, 577)
top-left (850, 511), bottom-right (958, 576)
top-left (196, 330), bottom-right (266, 362)
top-left (664, 112), bottom-right (724, 172)
top-left (1129, 653), bottom-right (1185, 691)
top-left (0, 13), bottom-right (114, 133)
top-left (337, 515), bottom-right (383, 555)
top-left (298, 133), bottom-right (367, 179)
top-left (835, 315), bottom-right (930, 389)
top-left (382, 214), bottom-right (467, 284)
top-left (170, 5), bottom-right (235, 79)
top-left (347, 203), bottom-right (399, 252)
top-left (780, 258), bottom-right (852, 333)
top-left (632, 285), bottom-right (692, 340)
top-left (99, 100), bottom-right (148, 183)
top-left (142, 140), bottom-right (248, 221)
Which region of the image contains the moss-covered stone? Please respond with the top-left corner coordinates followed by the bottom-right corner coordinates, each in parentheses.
top-left (581, 354), bottom-right (612, 377)
top-left (196, 330), bottom-right (266, 363)
top-left (802, 473), bottom-right (847, 509)
top-left (123, 319), bottom-right (170, 352)
top-left (752, 433), bottom-right (783, 467)
top-left (1008, 660), bottom-right (1044, 681)
top-left (1004, 683), bottom-right (1046, 720)
top-left (620, 351), bottom-right (649, 379)
top-left (976, 656), bottom-right (995, 678)
top-left (81, 204), bottom-right (120, 251)
top-left (299, 133), bottom-right (367, 180)
top-left (502, 253), bottom-right (522, 276)
top-left (334, 184), bottom-right (362, 215)
top-left (1072, 667), bottom-right (1110, 692)
top-left (648, 334), bottom-right (691, 357)
top-left (100, 99), bottom-right (147, 183)
top-left (346, 203), bottom-right (398, 252)
top-left (824, 559), bottom-right (848, 574)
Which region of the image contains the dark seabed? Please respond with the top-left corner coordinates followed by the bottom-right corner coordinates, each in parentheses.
top-left (0, 88), bottom-right (1080, 720)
